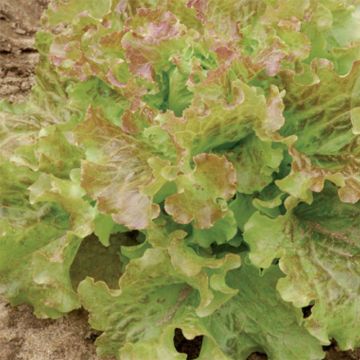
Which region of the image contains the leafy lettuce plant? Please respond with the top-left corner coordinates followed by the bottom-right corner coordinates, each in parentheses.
top-left (1, 0), bottom-right (360, 359)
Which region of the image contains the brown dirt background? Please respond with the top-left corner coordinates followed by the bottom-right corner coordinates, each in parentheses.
top-left (0, 299), bottom-right (104, 360)
top-left (0, 0), bottom-right (48, 101)
top-left (0, 1), bottom-right (359, 359)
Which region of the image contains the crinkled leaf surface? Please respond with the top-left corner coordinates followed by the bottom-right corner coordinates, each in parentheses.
top-left (165, 153), bottom-right (237, 228)
top-left (78, 247), bottom-right (239, 359)
top-left (278, 61), bottom-right (360, 203)
top-left (1, 0), bottom-right (360, 357)
top-left (160, 73), bottom-right (271, 156)
top-left (0, 106), bottom-right (41, 158)
top-left (304, 0), bottom-right (360, 75)
top-left (192, 210), bottom-right (238, 248)
top-left (0, 162), bottom-right (81, 318)
top-left (79, 251), bottom-right (323, 360)
top-left (28, 172), bottom-right (96, 238)
top-left (74, 108), bottom-right (162, 230)
top-left (244, 184), bottom-right (360, 349)
top-left (226, 134), bottom-right (284, 194)
top-left (202, 262), bottom-right (324, 360)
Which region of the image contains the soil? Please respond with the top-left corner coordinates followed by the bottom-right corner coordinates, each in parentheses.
top-left (0, 1), bottom-right (360, 360)
top-left (0, 0), bottom-right (48, 102)
top-left (0, 298), bottom-right (106, 360)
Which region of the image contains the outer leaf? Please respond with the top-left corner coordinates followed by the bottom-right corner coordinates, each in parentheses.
top-left (74, 108), bottom-right (163, 230)
top-left (0, 106), bottom-right (41, 158)
top-left (79, 251), bottom-right (323, 360)
top-left (244, 184), bottom-right (360, 348)
top-left (167, 234), bottom-right (241, 317)
top-left (145, 222), bottom-right (242, 316)
top-left (35, 126), bottom-right (83, 177)
top-left (28, 171), bottom-right (96, 238)
top-left (0, 232), bottom-right (82, 319)
top-left (78, 247), bottom-right (238, 359)
top-left (9, 124), bottom-right (83, 177)
top-left (202, 262), bottom-right (324, 360)
top-left (0, 162), bottom-right (81, 318)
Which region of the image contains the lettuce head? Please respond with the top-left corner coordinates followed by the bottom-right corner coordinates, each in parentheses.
top-left (1, 0), bottom-right (360, 359)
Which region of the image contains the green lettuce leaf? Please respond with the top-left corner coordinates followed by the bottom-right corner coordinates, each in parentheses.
top-left (78, 247), bottom-right (239, 359)
top-left (79, 251), bottom-right (323, 360)
top-left (278, 60), bottom-right (360, 203)
top-left (28, 171), bottom-right (96, 238)
top-left (74, 108), bottom-right (164, 230)
top-left (165, 153), bottom-right (237, 228)
top-left (2, 0), bottom-right (360, 357)
top-left (0, 162), bottom-right (81, 318)
top-left (226, 134), bottom-right (284, 194)
top-left (160, 71), bottom-right (269, 156)
top-left (244, 184), bottom-right (360, 349)
top-left (0, 105), bottom-right (41, 159)
top-left (192, 210), bottom-right (238, 248)
top-left (46, 0), bottom-right (112, 25)
top-left (304, 0), bottom-right (360, 75)
top-left (202, 261), bottom-right (324, 360)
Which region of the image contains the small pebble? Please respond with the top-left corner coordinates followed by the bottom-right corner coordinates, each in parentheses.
top-left (21, 81), bottom-right (30, 90)
top-left (15, 28), bottom-right (27, 35)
